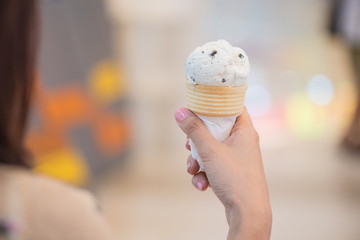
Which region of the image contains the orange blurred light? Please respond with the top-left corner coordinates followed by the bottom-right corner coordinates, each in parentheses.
top-left (94, 115), bottom-right (131, 155)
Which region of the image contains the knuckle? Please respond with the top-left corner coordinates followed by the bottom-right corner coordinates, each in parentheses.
top-left (252, 128), bottom-right (260, 142)
top-left (199, 144), bottom-right (219, 162)
top-left (231, 125), bottom-right (241, 134)
top-left (244, 126), bottom-right (259, 142)
top-left (184, 118), bottom-right (203, 135)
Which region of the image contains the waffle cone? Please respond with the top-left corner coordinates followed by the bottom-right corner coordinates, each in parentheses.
top-left (186, 81), bottom-right (248, 117)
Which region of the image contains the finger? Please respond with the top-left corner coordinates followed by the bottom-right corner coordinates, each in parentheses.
top-left (228, 107), bottom-right (259, 144)
top-left (230, 107), bottom-right (254, 134)
top-left (187, 155), bottom-right (200, 175)
top-left (192, 172), bottom-right (209, 191)
top-left (175, 107), bottom-right (218, 156)
top-left (185, 138), bottom-right (191, 151)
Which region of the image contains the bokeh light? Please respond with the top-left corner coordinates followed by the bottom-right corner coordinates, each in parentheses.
top-left (88, 60), bottom-right (126, 104)
top-left (33, 148), bottom-right (89, 186)
top-left (285, 91), bottom-right (327, 139)
top-left (245, 85), bottom-right (272, 117)
top-left (306, 74), bottom-right (334, 106)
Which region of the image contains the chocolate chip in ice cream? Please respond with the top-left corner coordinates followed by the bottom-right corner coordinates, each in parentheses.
top-left (239, 53), bottom-right (244, 59)
top-left (210, 50), bottom-right (217, 57)
top-left (222, 78), bottom-right (226, 83)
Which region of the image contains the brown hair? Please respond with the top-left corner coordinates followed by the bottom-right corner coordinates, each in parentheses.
top-left (0, 0), bottom-right (38, 167)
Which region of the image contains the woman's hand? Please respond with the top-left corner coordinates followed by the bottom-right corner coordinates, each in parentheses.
top-left (175, 107), bottom-right (272, 240)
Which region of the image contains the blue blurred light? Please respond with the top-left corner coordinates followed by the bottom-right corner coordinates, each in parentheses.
top-left (245, 85), bottom-right (272, 117)
top-left (306, 74), bottom-right (334, 106)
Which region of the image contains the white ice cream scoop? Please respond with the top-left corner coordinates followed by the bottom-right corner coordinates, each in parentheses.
top-left (186, 39), bottom-right (250, 87)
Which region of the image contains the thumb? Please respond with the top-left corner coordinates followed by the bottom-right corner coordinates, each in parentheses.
top-left (174, 107), bottom-right (218, 155)
top-left (230, 107), bottom-right (254, 134)
top-left (229, 107), bottom-right (259, 143)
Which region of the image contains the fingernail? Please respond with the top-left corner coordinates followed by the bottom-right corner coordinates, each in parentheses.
top-left (175, 108), bottom-right (190, 122)
top-left (187, 162), bottom-right (191, 171)
top-left (197, 182), bottom-right (203, 190)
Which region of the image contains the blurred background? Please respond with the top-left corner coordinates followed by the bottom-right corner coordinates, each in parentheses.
top-left (27, 0), bottom-right (360, 239)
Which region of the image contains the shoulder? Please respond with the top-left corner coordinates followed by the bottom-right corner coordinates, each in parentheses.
top-left (0, 165), bottom-right (113, 240)
top-left (0, 164), bottom-right (95, 209)
top-left (19, 169), bottom-right (95, 207)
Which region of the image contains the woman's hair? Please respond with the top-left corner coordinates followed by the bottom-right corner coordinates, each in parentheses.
top-left (0, 0), bottom-right (38, 167)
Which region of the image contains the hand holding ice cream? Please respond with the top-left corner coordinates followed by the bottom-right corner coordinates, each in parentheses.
top-left (174, 107), bottom-right (272, 239)
top-left (185, 40), bottom-right (250, 170)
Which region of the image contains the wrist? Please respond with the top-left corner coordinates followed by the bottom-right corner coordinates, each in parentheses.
top-left (226, 201), bottom-right (272, 240)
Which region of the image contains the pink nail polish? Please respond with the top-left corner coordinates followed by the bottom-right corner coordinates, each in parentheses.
top-left (197, 182), bottom-right (203, 190)
top-left (175, 108), bottom-right (190, 122)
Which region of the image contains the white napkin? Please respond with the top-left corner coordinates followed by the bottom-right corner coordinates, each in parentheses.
top-left (189, 115), bottom-right (238, 171)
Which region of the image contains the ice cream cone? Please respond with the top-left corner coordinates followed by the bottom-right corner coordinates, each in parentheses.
top-left (186, 81), bottom-right (248, 117)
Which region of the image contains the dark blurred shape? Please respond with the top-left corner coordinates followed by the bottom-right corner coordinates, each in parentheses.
top-left (0, 220), bottom-right (9, 236)
top-left (329, 0), bottom-right (360, 149)
top-left (0, 0), bottom-right (38, 167)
